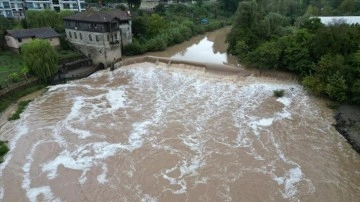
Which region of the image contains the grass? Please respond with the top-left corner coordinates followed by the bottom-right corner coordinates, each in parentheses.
top-left (56, 49), bottom-right (83, 62)
top-left (273, 89), bottom-right (285, 97)
top-left (0, 140), bottom-right (9, 164)
top-left (0, 51), bottom-right (24, 83)
top-left (0, 83), bottom-right (46, 113)
top-left (8, 100), bottom-right (32, 121)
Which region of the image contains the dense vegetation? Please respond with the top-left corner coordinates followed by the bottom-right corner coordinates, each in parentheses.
top-left (123, 3), bottom-right (232, 55)
top-left (24, 10), bottom-right (74, 32)
top-left (227, 0), bottom-right (360, 104)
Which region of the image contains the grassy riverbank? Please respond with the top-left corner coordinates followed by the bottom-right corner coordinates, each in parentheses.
top-left (0, 84), bottom-right (46, 113)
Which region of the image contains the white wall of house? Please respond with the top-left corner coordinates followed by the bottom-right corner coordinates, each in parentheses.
top-left (5, 36), bottom-right (60, 50)
top-left (65, 28), bottom-right (122, 66)
top-left (120, 21), bottom-right (132, 45)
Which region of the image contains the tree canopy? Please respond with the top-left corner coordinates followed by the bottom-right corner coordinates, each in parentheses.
top-left (21, 39), bottom-right (58, 83)
top-left (227, 0), bottom-right (360, 104)
top-left (25, 10), bottom-right (74, 33)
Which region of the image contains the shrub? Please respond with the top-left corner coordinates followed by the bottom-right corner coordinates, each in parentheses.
top-left (122, 40), bottom-right (146, 55)
top-left (146, 36), bottom-right (167, 52)
top-left (0, 141), bottom-right (9, 156)
top-left (273, 89), bottom-right (285, 97)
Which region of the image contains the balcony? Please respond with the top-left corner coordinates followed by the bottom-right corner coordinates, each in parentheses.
top-left (109, 40), bottom-right (120, 45)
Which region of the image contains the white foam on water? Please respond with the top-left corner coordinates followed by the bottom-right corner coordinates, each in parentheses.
top-left (140, 194), bottom-right (158, 202)
top-left (22, 140), bottom-right (60, 202)
top-left (97, 164), bottom-right (109, 184)
top-left (1, 64), bottom-right (323, 201)
top-left (26, 186), bottom-right (60, 202)
top-left (0, 119), bottom-right (31, 200)
top-left (277, 97), bottom-right (292, 106)
top-left (274, 167), bottom-right (303, 199)
top-left (105, 87), bottom-right (127, 112)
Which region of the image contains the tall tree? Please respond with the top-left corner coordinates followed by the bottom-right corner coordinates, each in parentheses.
top-left (0, 17), bottom-right (16, 49)
top-left (127, 0), bottom-right (141, 10)
top-left (25, 10), bottom-right (74, 33)
top-left (21, 39), bottom-right (58, 83)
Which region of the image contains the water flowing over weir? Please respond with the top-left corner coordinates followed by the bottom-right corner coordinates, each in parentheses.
top-left (0, 61), bottom-right (360, 202)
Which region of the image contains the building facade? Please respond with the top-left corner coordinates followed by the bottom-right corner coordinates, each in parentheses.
top-left (0, 0), bottom-right (25, 19)
top-left (0, 0), bottom-right (85, 19)
top-left (63, 10), bottom-right (132, 67)
top-left (25, 0), bottom-right (85, 12)
top-left (5, 27), bottom-right (60, 52)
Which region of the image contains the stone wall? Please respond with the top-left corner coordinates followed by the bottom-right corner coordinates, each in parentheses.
top-left (65, 28), bottom-right (122, 67)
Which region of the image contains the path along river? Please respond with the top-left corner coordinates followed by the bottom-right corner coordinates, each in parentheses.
top-left (0, 27), bottom-right (359, 201)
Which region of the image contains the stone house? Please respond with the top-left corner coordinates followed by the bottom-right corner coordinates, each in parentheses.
top-left (5, 27), bottom-right (60, 52)
top-left (63, 9), bottom-right (132, 68)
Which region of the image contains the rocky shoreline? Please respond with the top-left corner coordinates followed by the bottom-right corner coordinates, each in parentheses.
top-left (333, 105), bottom-right (360, 154)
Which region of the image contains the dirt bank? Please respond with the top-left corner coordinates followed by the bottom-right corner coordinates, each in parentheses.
top-left (334, 104), bottom-right (360, 154)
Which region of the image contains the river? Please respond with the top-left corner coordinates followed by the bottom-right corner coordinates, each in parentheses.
top-left (0, 27), bottom-right (359, 202)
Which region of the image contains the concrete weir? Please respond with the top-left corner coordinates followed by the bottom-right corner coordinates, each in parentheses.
top-left (118, 56), bottom-right (254, 77)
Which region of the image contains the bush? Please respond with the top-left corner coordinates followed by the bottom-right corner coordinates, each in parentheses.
top-left (179, 26), bottom-right (193, 40)
top-left (122, 40), bottom-right (146, 55)
top-left (273, 89), bottom-right (285, 97)
top-left (146, 35), bottom-right (167, 52)
top-left (0, 141), bottom-right (9, 164)
top-left (248, 41), bottom-right (281, 69)
top-left (302, 75), bottom-right (326, 95)
top-left (0, 142), bottom-right (9, 156)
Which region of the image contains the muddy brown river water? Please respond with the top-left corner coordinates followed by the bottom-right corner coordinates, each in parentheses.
top-left (0, 28), bottom-right (359, 202)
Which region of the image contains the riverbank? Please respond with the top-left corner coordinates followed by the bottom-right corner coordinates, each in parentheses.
top-left (334, 105), bottom-right (360, 154)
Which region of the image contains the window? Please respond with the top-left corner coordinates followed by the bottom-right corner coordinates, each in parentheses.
top-left (49, 38), bottom-right (52, 41)
top-left (79, 33), bottom-right (82, 40)
top-left (114, 33), bottom-right (117, 40)
top-left (107, 35), bottom-right (109, 41)
top-left (26, 2), bottom-right (33, 9)
top-left (74, 32), bottom-right (77, 39)
top-left (18, 38), bottom-right (22, 43)
top-left (89, 34), bottom-right (92, 41)
top-left (96, 35), bottom-right (99, 42)
top-left (3, 2), bottom-right (10, 8)
top-left (69, 31), bottom-right (72, 38)
top-left (63, 3), bottom-right (70, 9)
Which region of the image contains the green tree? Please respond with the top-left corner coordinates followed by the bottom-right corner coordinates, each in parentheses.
top-left (127, 0), bottom-right (141, 10)
top-left (248, 41), bottom-right (281, 69)
top-left (21, 39), bottom-right (58, 83)
top-left (146, 14), bottom-right (168, 37)
top-left (302, 75), bottom-right (326, 95)
top-left (0, 16), bottom-right (16, 49)
top-left (326, 72), bottom-right (348, 102)
top-left (278, 29), bottom-right (314, 75)
top-left (25, 10), bottom-right (74, 33)
top-left (227, 0), bottom-right (264, 54)
top-left (351, 79), bottom-right (360, 103)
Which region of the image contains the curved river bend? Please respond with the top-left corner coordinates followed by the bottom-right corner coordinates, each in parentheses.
top-left (0, 28), bottom-right (359, 201)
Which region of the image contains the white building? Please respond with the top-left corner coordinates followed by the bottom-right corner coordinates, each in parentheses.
top-left (316, 16), bottom-right (360, 26)
top-left (5, 27), bottom-right (60, 52)
top-left (63, 9), bottom-right (132, 68)
top-left (0, 0), bottom-right (25, 19)
top-left (25, 0), bottom-right (85, 12)
top-left (0, 0), bottom-right (86, 19)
